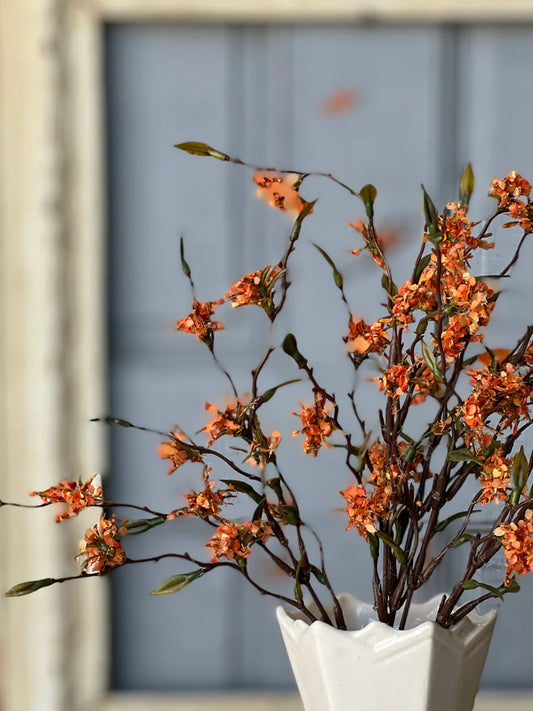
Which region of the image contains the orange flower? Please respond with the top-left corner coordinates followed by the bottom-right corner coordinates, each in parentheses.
top-left (292, 392), bottom-right (337, 456)
top-left (175, 299), bottom-right (224, 342)
top-left (171, 469), bottom-right (235, 520)
top-left (393, 278), bottom-right (436, 327)
top-left (489, 171), bottom-right (531, 208)
top-left (30, 476), bottom-right (103, 522)
top-left (206, 520), bottom-right (272, 563)
top-left (374, 363), bottom-right (411, 398)
top-left (463, 363), bottom-right (531, 434)
top-left (253, 173), bottom-right (309, 215)
top-left (158, 428), bottom-right (203, 474)
top-left (77, 515), bottom-right (127, 574)
top-left (479, 452), bottom-right (511, 505)
top-left (341, 485), bottom-right (377, 537)
top-left (495, 510), bottom-right (533, 584)
top-left (341, 481), bottom-right (392, 540)
top-left (346, 316), bottom-right (389, 355)
top-left (502, 199), bottom-right (533, 233)
top-left (203, 400), bottom-right (247, 445)
top-left (225, 265), bottom-right (281, 311)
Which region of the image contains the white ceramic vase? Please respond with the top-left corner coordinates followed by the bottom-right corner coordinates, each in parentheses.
top-left (276, 593), bottom-right (497, 711)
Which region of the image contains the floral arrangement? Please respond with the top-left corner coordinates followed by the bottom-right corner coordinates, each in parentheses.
top-left (5, 143), bottom-right (533, 634)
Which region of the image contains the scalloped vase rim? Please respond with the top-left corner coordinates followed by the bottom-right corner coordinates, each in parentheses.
top-left (276, 591), bottom-right (497, 637)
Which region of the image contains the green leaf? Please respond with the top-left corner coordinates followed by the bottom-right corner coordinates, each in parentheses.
top-left (313, 243), bottom-right (343, 290)
top-left (360, 183), bottom-right (377, 219)
top-left (310, 564), bottom-right (326, 585)
top-left (252, 498), bottom-right (266, 520)
top-left (220, 479), bottom-right (263, 504)
top-left (421, 185), bottom-right (442, 243)
top-left (504, 578), bottom-right (520, 594)
top-left (275, 504), bottom-right (300, 525)
top-left (459, 163), bottom-right (475, 209)
top-left (6, 578), bottom-right (55, 597)
top-left (421, 340), bottom-right (443, 382)
top-left (414, 254), bottom-right (431, 284)
top-left (179, 236), bottom-right (191, 278)
top-left (95, 416), bottom-right (134, 428)
top-left (509, 446), bottom-right (529, 505)
top-left (367, 532), bottom-right (379, 560)
top-left (288, 199), bottom-right (316, 243)
top-left (447, 448), bottom-right (482, 464)
top-left (282, 333), bottom-right (308, 369)
top-left (294, 558), bottom-right (305, 601)
top-left (422, 184), bottom-right (438, 226)
top-left (174, 141), bottom-right (229, 161)
top-left (415, 316), bottom-right (429, 336)
top-left (462, 354), bottom-right (479, 367)
top-left (266, 477), bottom-right (283, 499)
top-left (375, 530), bottom-right (407, 564)
top-left (461, 579), bottom-right (504, 600)
top-left (435, 510), bottom-right (479, 533)
top-left (451, 533), bottom-right (476, 547)
top-left (122, 516), bottom-right (167, 536)
top-left (380, 272), bottom-right (397, 298)
top-left (150, 569), bottom-right (207, 596)
top-left (260, 379), bottom-right (300, 404)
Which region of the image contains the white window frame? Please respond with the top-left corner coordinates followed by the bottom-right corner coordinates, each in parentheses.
top-left (2, 1), bottom-right (533, 709)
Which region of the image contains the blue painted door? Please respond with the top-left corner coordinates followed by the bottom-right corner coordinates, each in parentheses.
top-left (105, 23), bottom-right (533, 692)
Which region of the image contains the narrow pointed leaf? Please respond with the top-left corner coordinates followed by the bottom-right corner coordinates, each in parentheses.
top-left (461, 579), bottom-right (504, 600)
top-left (435, 510), bottom-right (479, 533)
top-left (179, 236), bottom-right (191, 277)
top-left (313, 243), bottom-right (343, 290)
top-left (123, 516), bottom-right (167, 536)
top-left (448, 448), bottom-right (482, 464)
top-left (220, 479), bottom-right (264, 504)
top-left (96, 416), bottom-right (134, 428)
top-left (288, 200), bottom-right (316, 242)
top-left (6, 578), bottom-right (55, 597)
top-left (310, 564), bottom-right (326, 584)
top-left (151, 569), bottom-right (207, 596)
top-left (459, 163), bottom-right (475, 209)
top-left (421, 340), bottom-right (443, 382)
top-left (174, 141), bottom-right (229, 161)
top-left (414, 254), bottom-right (431, 284)
top-left (375, 530), bottom-right (407, 564)
top-left (261, 379), bottom-right (300, 404)
top-left (252, 498), bottom-right (266, 520)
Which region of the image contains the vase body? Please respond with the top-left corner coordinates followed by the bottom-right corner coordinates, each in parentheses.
top-left (276, 594), bottom-right (497, 711)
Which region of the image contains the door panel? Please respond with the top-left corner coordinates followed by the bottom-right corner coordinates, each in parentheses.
top-left (105, 23), bottom-right (533, 692)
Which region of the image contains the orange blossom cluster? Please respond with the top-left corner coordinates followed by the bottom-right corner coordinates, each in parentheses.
top-left (253, 173), bottom-right (308, 215)
top-left (77, 515), bottom-right (127, 574)
top-left (495, 510), bottom-right (533, 584)
top-left (158, 428), bottom-right (203, 474)
top-left (175, 298), bottom-right (224, 342)
top-left (292, 392), bottom-right (337, 456)
top-left (167, 467), bottom-right (235, 521)
top-left (225, 265), bottom-right (282, 310)
top-left (30, 475), bottom-right (103, 522)
top-left (489, 171), bottom-right (532, 232)
top-left (206, 520), bottom-right (272, 563)
top-left (346, 316), bottom-right (389, 355)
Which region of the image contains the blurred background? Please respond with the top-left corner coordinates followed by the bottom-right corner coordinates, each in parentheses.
top-left (2, 2), bottom-right (533, 710)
